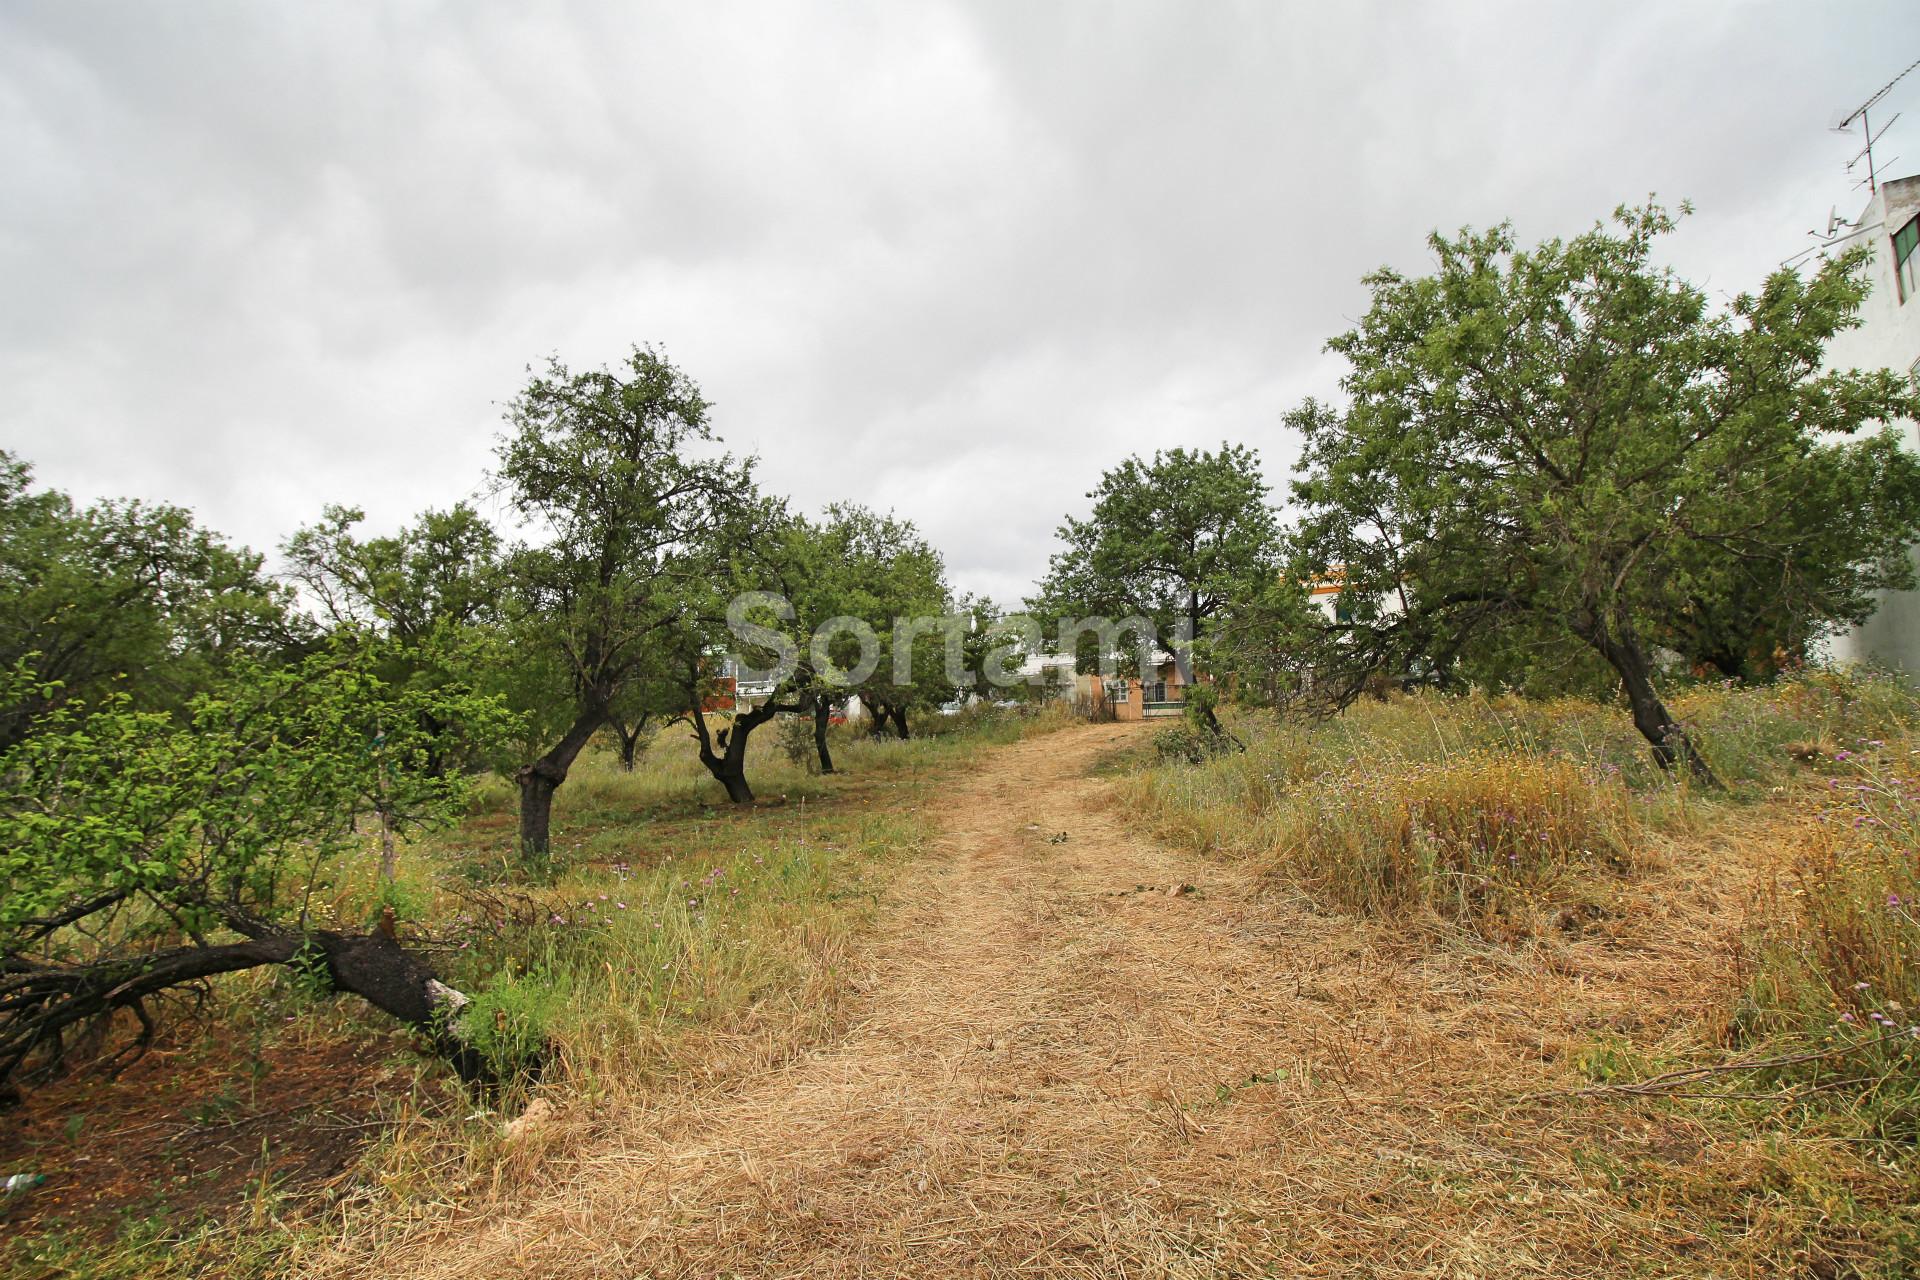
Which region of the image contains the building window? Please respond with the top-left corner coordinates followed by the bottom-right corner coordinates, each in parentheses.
top-left (1896, 215), bottom-right (1920, 304)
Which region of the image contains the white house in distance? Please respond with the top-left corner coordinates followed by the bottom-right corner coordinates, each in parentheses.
top-left (1820, 172), bottom-right (1920, 673)
top-left (1306, 566), bottom-right (1404, 626)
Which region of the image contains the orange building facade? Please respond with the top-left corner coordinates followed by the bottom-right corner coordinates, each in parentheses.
top-left (1106, 657), bottom-right (1191, 721)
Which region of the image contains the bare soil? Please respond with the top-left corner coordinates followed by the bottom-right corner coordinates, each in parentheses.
top-left (0, 1022), bottom-right (403, 1245)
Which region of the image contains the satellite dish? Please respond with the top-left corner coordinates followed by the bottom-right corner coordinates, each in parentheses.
top-left (1827, 206), bottom-right (1843, 236)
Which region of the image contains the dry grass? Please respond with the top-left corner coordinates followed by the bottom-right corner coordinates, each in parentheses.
top-left (1111, 675), bottom-right (1920, 1276)
top-left (15, 686), bottom-right (1920, 1278)
top-left (1265, 750), bottom-right (1642, 929)
top-left (283, 702), bottom-right (1910, 1278)
top-left (1733, 737), bottom-right (1920, 1154)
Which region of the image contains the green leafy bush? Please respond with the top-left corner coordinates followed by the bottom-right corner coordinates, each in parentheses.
top-left (1153, 722), bottom-right (1237, 765)
top-left (459, 968), bottom-right (569, 1084)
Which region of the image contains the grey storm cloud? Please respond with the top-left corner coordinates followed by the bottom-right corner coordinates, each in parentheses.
top-left (2, 1), bottom-right (1915, 605)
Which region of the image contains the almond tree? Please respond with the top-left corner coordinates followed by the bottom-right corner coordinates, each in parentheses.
top-left (493, 346), bottom-right (749, 857)
top-left (811, 505), bottom-right (953, 745)
top-left (282, 501), bottom-right (505, 790)
top-left (1288, 204), bottom-right (1920, 783)
top-left (0, 453), bottom-right (299, 748)
top-left (658, 499), bottom-right (809, 804)
top-left (650, 501), bottom-right (954, 799)
top-left (1034, 445), bottom-right (1282, 733)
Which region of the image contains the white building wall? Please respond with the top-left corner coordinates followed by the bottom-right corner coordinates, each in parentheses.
top-left (1819, 174), bottom-right (1920, 673)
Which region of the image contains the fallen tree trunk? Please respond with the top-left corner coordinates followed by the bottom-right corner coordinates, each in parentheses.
top-left (1, 924), bottom-right (487, 1102)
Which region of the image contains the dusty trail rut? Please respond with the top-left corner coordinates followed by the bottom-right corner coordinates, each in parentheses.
top-left (339, 722), bottom-right (1737, 1278)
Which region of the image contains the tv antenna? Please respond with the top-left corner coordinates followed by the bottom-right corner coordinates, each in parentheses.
top-left (1833, 55), bottom-right (1920, 195)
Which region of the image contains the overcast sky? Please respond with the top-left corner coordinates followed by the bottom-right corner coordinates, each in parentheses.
top-left (3, 3), bottom-right (1917, 604)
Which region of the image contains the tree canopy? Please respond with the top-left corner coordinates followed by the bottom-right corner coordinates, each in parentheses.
top-left (818, 504), bottom-right (955, 741)
top-left (0, 453), bottom-right (299, 748)
top-left (1287, 203), bottom-right (1920, 780)
top-left (283, 501), bottom-right (502, 644)
top-left (1034, 445), bottom-right (1281, 669)
top-left (1034, 444), bottom-right (1282, 732)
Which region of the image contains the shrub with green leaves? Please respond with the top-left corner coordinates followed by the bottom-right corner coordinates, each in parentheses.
top-left (0, 641), bottom-right (516, 1094)
top-left (459, 967), bottom-right (569, 1083)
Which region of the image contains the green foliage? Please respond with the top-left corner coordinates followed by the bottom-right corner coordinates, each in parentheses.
top-left (0, 451), bottom-right (300, 747)
top-left (0, 644), bottom-right (513, 939)
top-left (1035, 444), bottom-right (1282, 672)
top-left (1152, 721), bottom-right (1238, 766)
top-left (1180, 680), bottom-right (1220, 729)
top-left (1287, 202), bottom-right (1920, 772)
top-left (373, 871), bottom-right (436, 928)
top-left (1150, 685), bottom-right (1241, 764)
top-left (466, 624), bottom-right (580, 770)
top-left (812, 504), bottom-right (958, 716)
top-left (1446, 612), bottom-right (1624, 700)
top-left (775, 712), bottom-right (819, 772)
top-left (458, 967), bottom-right (568, 1083)
top-left (1199, 570), bottom-right (1321, 708)
top-left (0, 641), bottom-right (516, 1083)
top-left (491, 346), bottom-right (756, 848)
top-left (283, 502), bottom-right (502, 642)
top-left (690, 500), bottom-right (964, 791)
top-left (283, 502), bottom-right (509, 772)
top-left (680, 499), bottom-right (966, 795)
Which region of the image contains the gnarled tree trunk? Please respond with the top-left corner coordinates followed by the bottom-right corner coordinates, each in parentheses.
top-left (688, 692), bottom-right (793, 804)
top-left (1582, 615), bottom-right (1720, 788)
top-left (864, 698), bottom-right (909, 740)
top-left (811, 695), bottom-right (835, 775)
top-left (704, 725), bottom-right (757, 804)
top-left (516, 708), bottom-right (605, 859)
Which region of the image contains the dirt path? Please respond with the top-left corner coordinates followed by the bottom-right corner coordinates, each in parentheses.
top-left (340, 722), bottom-right (1739, 1278)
